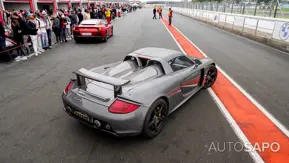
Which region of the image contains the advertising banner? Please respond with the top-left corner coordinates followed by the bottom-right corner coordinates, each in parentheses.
top-left (272, 21), bottom-right (289, 42)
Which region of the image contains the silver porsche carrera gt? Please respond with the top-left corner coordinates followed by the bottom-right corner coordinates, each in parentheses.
top-left (62, 47), bottom-right (217, 138)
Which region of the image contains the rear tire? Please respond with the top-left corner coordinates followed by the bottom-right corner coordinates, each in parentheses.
top-left (142, 98), bottom-right (168, 139)
top-left (203, 65), bottom-right (218, 88)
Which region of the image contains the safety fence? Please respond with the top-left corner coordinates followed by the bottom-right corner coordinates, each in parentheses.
top-left (169, 7), bottom-right (289, 46)
top-left (0, 34), bottom-right (58, 62)
top-left (168, 1), bottom-right (287, 19)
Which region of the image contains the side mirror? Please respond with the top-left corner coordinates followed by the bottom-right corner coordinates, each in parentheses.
top-left (194, 59), bottom-right (202, 65)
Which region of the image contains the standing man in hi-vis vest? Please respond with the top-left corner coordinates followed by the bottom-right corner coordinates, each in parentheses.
top-left (168, 8), bottom-right (173, 25)
top-left (158, 6), bottom-right (162, 19)
top-left (105, 8), bottom-right (111, 24)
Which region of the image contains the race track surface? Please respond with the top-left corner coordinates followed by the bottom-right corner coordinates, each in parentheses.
top-left (163, 10), bottom-right (289, 130)
top-left (1, 8), bottom-right (282, 163)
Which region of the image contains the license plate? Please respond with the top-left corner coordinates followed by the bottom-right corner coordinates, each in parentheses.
top-left (73, 111), bottom-right (92, 122)
top-left (81, 33), bottom-right (92, 36)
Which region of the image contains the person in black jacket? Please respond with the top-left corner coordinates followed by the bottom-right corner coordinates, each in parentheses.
top-left (52, 14), bottom-right (61, 43)
top-left (11, 19), bottom-right (27, 61)
top-left (70, 10), bottom-right (78, 25)
top-left (11, 12), bottom-right (27, 33)
top-left (153, 7), bottom-right (156, 19)
top-left (77, 10), bottom-right (83, 24)
top-left (26, 14), bottom-right (39, 56)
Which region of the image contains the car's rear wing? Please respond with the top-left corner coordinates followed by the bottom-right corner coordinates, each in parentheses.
top-left (73, 68), bottom-right (130, 98)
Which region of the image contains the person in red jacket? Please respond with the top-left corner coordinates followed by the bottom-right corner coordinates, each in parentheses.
top-left (168, 8), bottom-right (173, 25)
top-left (158, 7), bottom-right (162, 19)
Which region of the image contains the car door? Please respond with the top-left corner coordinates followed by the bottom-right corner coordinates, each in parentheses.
top-left (181, 67), bottom-right (201, 97)
top-left (169, 56), bottom-right (201, 98)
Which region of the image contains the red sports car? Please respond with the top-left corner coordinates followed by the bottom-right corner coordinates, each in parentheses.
top-left (73, 19), bottom-right (113, 43)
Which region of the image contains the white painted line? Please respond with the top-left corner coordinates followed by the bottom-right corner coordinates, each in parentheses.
top-left (161, 19), bottom-right (265, 163)
top-left (167, 19), bottom-right (289, 139)
top-left (217, 65), bottom-right (289, 139)
top-left (208, 88), bottom-right (264, 163)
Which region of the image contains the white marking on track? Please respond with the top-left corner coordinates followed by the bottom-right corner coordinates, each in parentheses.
top-left (161, 18), bottom-right (265, 163)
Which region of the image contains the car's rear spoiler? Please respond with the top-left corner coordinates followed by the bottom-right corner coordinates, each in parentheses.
top-left (73, 68), bottom-right (130, 98)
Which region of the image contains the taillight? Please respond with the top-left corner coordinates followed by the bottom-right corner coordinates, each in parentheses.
top-left (73, 27), bottom-right (79, 31)
top-left (64, 81), bottom-right (73, 94)
top-left (108, 100), bottom-right (140, 114)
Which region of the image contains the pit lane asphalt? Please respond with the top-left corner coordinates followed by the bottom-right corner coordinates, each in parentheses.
top-left (0, 9), bottom-right (253, 163)
top-left (163, 10), bottom-right (289, 130)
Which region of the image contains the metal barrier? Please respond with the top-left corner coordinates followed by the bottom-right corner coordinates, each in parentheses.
top-left (169, 7), bottom-right (289, 44)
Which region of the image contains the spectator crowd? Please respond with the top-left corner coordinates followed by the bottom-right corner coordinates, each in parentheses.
top-left (0, 3), bottom-right (136, 63)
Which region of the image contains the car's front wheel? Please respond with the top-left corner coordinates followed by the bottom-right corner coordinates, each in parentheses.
top-left (142, 98), bottom-right (168, 139)
top-left (204, 65), bottom-right (218, 88)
